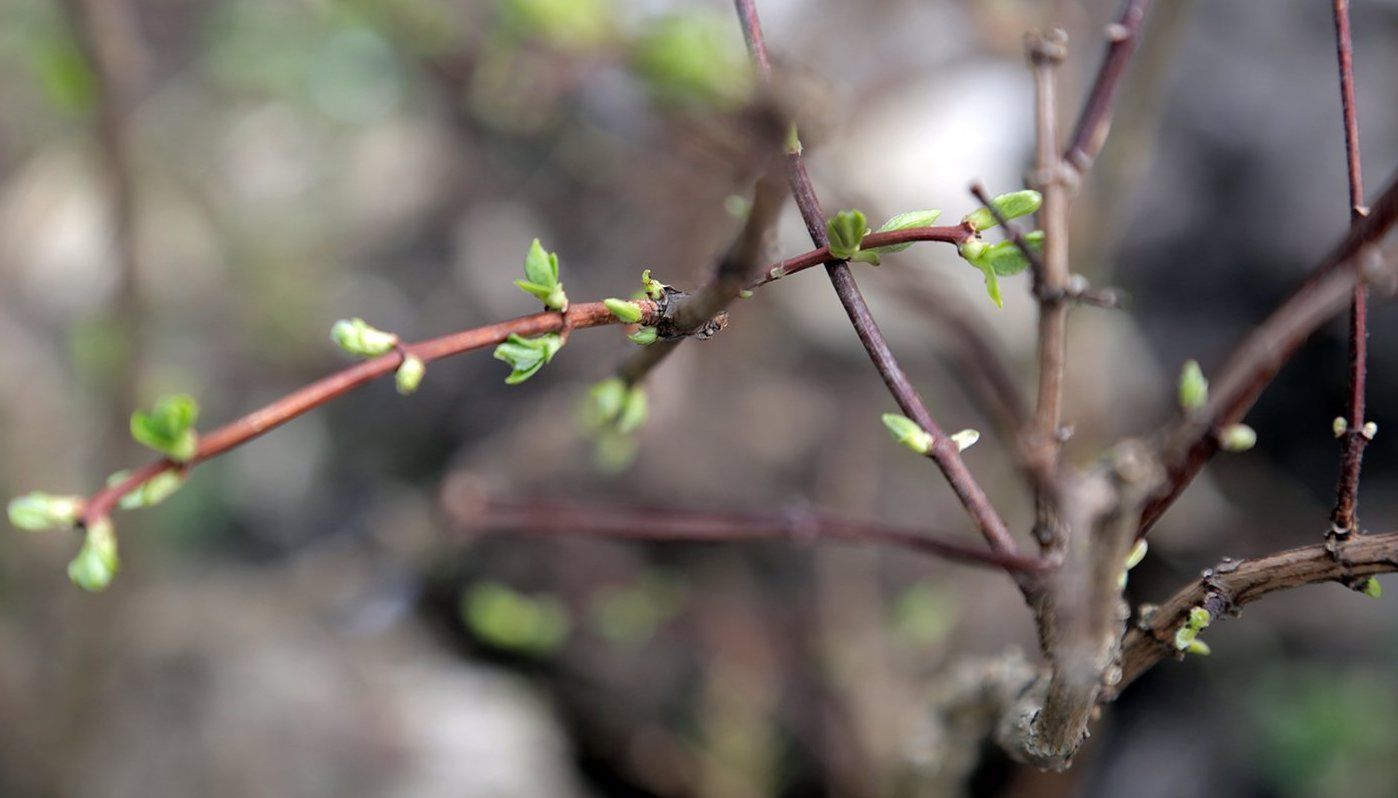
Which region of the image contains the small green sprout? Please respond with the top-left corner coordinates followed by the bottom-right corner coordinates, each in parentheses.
top-left (331, 318), bottom-right (399, 357)
top-left (784, 122), bottom-right (802, 155)
top-left (493, 333), bottom-right (565, 384)
top-left (826, 209), bottom-right (869, 261)
top-left (603, 298), bottom-right (644, 324)
top-left (1219, 423), bottom-right (1257, 452)
top-left (1119, 538), bottom-right (1150, 589)
top-left (1333, 416), bottom-right (1349, 437)
top-left (640, 269), bottom-right (668, 300)
top-left (962, 190), bottom-right (1043, 231)
top-left (882, 413), bottom-right (933, 455)
top-left (395, 354), bottom-right (426, 395)
top-left (110, 470), bottom-right (184, 511)
top-left (67, 517), bottom-right (119, 592)
top-left (1175, 605), bottom-right (1213, 655)
top-left (629, 326), bottom-right (658, 346)
top-left (130, 394), bottom-right (200, 462)
top-left (461, 581), bottom-right (571, 656)
top-left (1178, 359), bottom-right (1208, 411)
top-left (1361, 577), bottom-right (1382, 599)
top-left (957, 239), bottom-right (1005, 308)
top-left (949, 429), bottom-right (980, 452)
top-left (514, 239), bottom-right (568, 311)
top-left (8, 492), bottom-right (84, 530)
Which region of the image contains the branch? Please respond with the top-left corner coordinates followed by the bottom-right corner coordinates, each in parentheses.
top-left (1328, 0), bottom-right (1370, 537)
top-left (1063, 0), bottom-right (1153, 177)
top-left (1141, 173), bottom-right (1398, 536)
top-left (1110, 530), bottom-right (1398, 698)
top-left (732, 0), bottom-right (1023, 565)
top-left (442, 487), bottom-right (1049, 575)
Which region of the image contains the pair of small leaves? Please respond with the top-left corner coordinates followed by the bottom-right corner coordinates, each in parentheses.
top-left (109, 469), bottom-right (185, 511)
top-left (131, 394), bottom-right (200, 462)
top-left (515, 239), bottom-right (569, 311)
top-left (494, 333), bottom-right (565, 384)
top-left (825, 209), bottom-right (946, 266)
top-left (1173, 606), bottom-right (1212, 656)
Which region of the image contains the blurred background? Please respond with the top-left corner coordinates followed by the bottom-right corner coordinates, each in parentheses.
top-left (1, 0), bottom-right (1397, 795)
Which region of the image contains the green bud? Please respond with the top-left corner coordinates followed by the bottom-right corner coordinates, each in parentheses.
top-left (738, 289), bottom-right (754, 299)
top-left (958, 240), bottom-right (1004, 308)
top-left (67, 517), bottom-right (119, 592)
top-left (640, 269), bottom-right (668, 300)
top-left (1333, 416), bottom-right (1348, 438)
top-left (1361, 576), bottom-right (1382, 599)
top-left (1184, 639), bottom-right (1211, 656)
top-left (882, 413), bottom-right (932, 455)
top-left (460, 581), bottom-right (571, 655)
top-left (1178, 359), bottom-right (1208, 411)
top-left (629, 326), bottom-right (658, 345)
top-left (493, 333), bottom-right (565, 384)
top-left (785, 122), bottom-right (802, 155)
top-left (962, 190), bottom-right (1043, 231)
top-left (130, 394), bottom-right (200, 462)
top-left (331, 318), bottom-right (399, 358)
top-left (949, 429), bottom-right (980, 452)
top-left (114, 470), bottom-right (184, 511)
top-left (8, 492), bottom-right (84, 530)
top-left (1187, 607), bottom-right (1212, 629)
top-left (517, 239), bottom-right (567, 311)
top-left (1125, 538), bottom-right (1149, 571)
top-left (604, 298), bottom-right (644, 324)
top-left (1173, 624), bottom-right (1197, 650)
top-left (826, 209), bottom-right (869, 261)
top-left (617, 385), bottom-right (648, 435)
top-left (1218, 423), bottom-right (1256, 452)
top-left (395, 354), bottom-right (426, 395)
top-left (1362, 421), bottom-right (1378, 440)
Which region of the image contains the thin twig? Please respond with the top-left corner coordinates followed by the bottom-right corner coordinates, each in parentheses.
top-left (732, 0), bottom-right (1023, 564)
top-left (443, 488), bottom-right (1049, 575)
top-left (1063, 0), bottom-right (1154, 178)
top-left (1328, 0), bottom-right (1369, 537)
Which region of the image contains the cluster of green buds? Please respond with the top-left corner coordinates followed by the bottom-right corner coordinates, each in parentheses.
top-left (881, 413), bottom-right (979, 456)
top-left (1174, 606), bottom-right (1213, 656)
top-left (8, 492), bottom-right (119, 591)
top-left (1333, 417), bottom-right (1379, 440)
top-left (331, 318), bottom-right (425, 395)
top-left (957, 190), bottom-right (1043, 308)
top-left (494, 333), bottom-right (565, 384)
top-left (131, 393), bottom-right (200, 461)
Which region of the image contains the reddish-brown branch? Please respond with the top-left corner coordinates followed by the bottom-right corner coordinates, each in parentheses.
top-left (443, 488), bottom-right (1049, 575)
top-left (1141, 173), bottom-right (1398, 536)
top-left (1063, 0), bottom-right (1153, 176)
top-left (732, 0), bottom-right (1022, 565)
top-left (749, 224), bottom-right (970, 288)
top-left (1329, 0), bottom-right (1369, 536)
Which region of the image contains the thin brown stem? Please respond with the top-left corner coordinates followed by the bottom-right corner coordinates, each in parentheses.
top-left (443, 488), bottom-right (1049, 575)
top-left (732, 0), bottom-right (1022, 564)
top-left (1063, 0), bottom-right (1153, 177)
top-left (1329, 0), bottom-right (1369, 537)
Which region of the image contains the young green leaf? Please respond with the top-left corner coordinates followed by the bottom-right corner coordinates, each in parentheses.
top-left (1361, 577), bottom-right (1382, 599)
top-left (629, 326), bottom-right (658, 346)
top-left (8, 492), bottom-right (84, 530)
top-left (826, 209), bottom-right (869, 261)
top-left (1184, 639), bottom-right (1211, 656)
top-left (862, 209), bottom-right (943, 257)
top-left (603, 298), bottom-right (644, 324)
top-left (331, 317), bottom-right (399, 357)
top-left (1187, 607), bottom-right (1212, 629)
top-left (130, 394), bottom-right (200, 462)
top-left (640, 269), bottom-right (668, 300)
top-left (958, 240), bottom-right (1005, 308)
top-left (493, 333), bottom-right (565, 384)
top-left (517, 239), bottom-right (568, 310)
top-left (395, 354), bottom-right (426, 395)
top-left (1178, 360), bottom-right (1208, 411)
top-left (962, 190), bottom-right (1043, 231)
top-left (882, 413), bottom-right (933, 455)
top-left (68, 517), bottom-right (119, 592)
top-left (112, 470), bottom-right (184, 511)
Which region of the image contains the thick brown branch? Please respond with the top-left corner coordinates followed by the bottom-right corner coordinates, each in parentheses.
top-left (1110, 531), bottom-right (1398, 698)
top-left (1329, 0), bottom-right (1369, 537)
top-left (442, 487), bottom-right (1049, 575)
